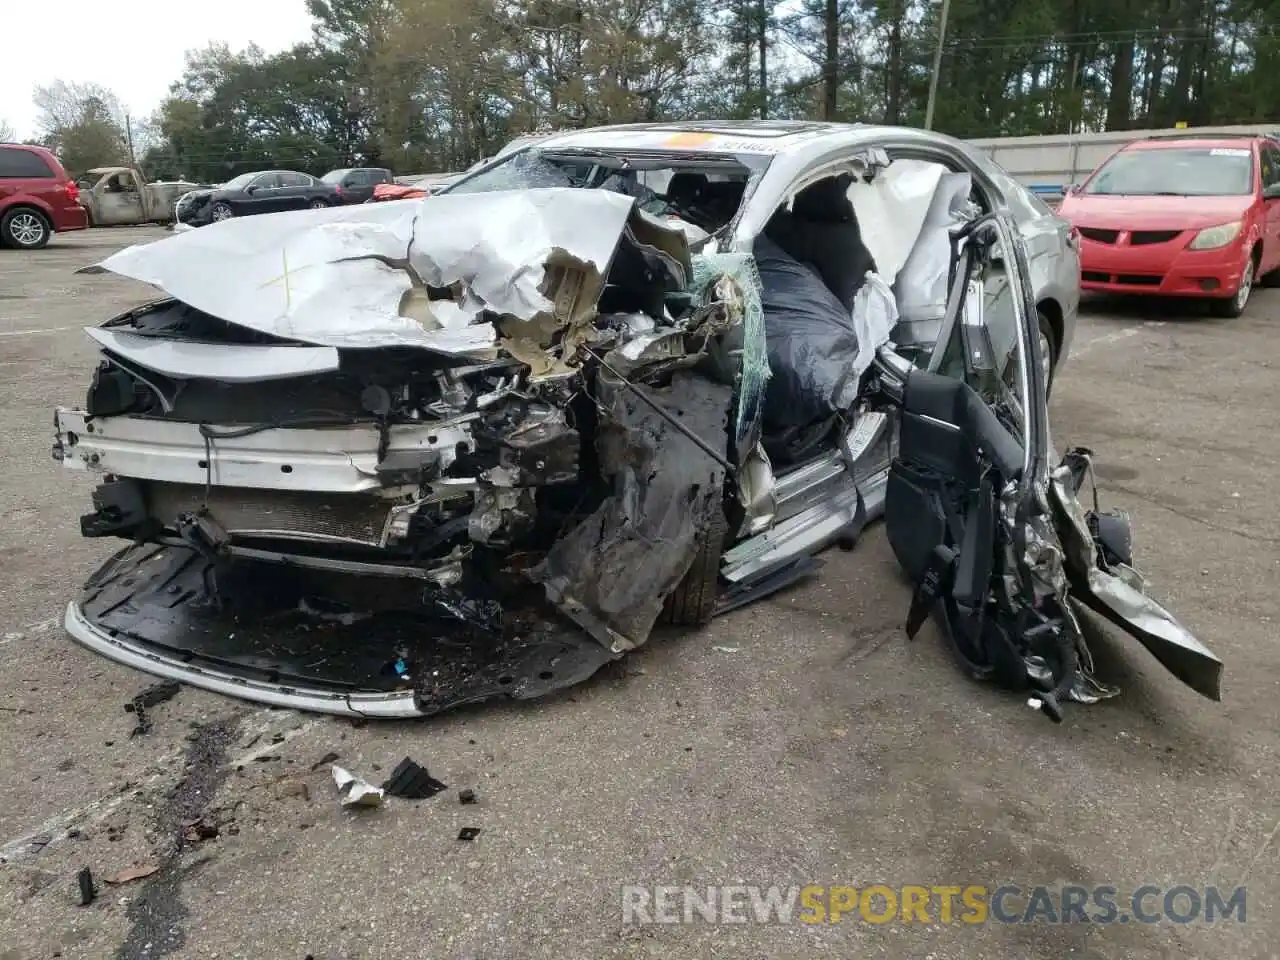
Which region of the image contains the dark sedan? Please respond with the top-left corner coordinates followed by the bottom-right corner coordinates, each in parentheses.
top-left (174, 170), bottom-right (342, 226)
top-left (321, 167), bottom-right (394, 204)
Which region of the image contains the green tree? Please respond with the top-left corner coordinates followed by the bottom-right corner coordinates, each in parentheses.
top-left (32, 80), bottom-right (129, 173)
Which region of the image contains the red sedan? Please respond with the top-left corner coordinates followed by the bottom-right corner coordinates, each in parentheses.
top-left (1058, 133), bottom-right (1280, 317)
top-left (367, 182), bottom-right (429, 203)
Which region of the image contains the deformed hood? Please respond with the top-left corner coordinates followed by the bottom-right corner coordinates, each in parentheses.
top-left (83, 189), bottom-right (654, 355)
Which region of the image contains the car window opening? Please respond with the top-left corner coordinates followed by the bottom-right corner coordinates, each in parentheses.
top-left (444, 147), bottom-right (757, 240)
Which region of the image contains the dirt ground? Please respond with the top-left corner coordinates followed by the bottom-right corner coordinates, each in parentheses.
top-left (0, 227), bottom-right (1276, 960)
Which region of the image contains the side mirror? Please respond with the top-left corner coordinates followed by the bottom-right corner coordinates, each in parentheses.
top-left (245, 184), bottom-right (258, 194)
top-left (1064, 183), bottom-right (1080, 196)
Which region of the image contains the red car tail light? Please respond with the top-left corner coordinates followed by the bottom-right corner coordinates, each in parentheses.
top-left (63, 179), bottom-right (80, 203)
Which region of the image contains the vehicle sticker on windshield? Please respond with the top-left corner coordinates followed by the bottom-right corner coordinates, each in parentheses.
top-left (663, 132), bottom-right (718, 148)
top-left (1210, 148), bottom-right (1250, 156)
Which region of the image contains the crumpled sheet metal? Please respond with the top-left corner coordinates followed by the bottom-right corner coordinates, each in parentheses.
top-left (85, 189), bottom-right (639, 354)
top-left (1049, 455), bottom-right (1223, 701)
top-left (531, 370), bottom-right (733, 652)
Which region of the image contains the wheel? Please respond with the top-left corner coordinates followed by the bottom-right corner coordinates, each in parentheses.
top-left (210, 202), bottom-right (234, 222)
top-left (1211, 252), bottom-right (1256, 318)
top-left (1037, 308), bottom-right (1059, 395)
top-left (1, 207), bottom-right (51, 249)
top-left (308, 198), bottom-right (329, 209)
top-left (659, 505), bottom-right (729, 627)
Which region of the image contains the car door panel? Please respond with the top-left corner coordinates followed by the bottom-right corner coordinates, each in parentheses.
top-left (1262, 145), bottom-right (1280, 274)
top-left (878, 212), bottom-right (1219, 719)
top-left (240, 174), bottom-right (277, 214)
top-left (278, 173), bottom-right (314, 211)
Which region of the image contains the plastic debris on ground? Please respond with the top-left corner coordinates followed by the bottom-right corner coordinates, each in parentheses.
top-left (310, 751), bottom-right (340, 771)
top-left (105, 863), bottom-right (160, 884)
top-left (381, 758), bottom-right (448, 799)
top-left (457, 827), bottom-right (482, 841)
top-left (77, 867), bottom-right (96, 906)
top-left (125, 681), bottom-right (181, 736)
top-left (331, 766), bottom-right (386, 808)
top-left (458, 789), bottom-right (478, 805)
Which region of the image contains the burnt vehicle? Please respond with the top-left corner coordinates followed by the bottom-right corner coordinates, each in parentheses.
top-left (54, 121), bottom-right (1221, 721)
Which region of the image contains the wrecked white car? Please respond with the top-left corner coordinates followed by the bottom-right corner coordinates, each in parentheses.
top-left (53, 122), bottom-right (1221, 721)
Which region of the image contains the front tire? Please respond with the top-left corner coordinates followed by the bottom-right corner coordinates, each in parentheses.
top-left (1211, 253), bottom-right (1256, 318)
top-left (210, 202), bottom-right (234, 223)
top-left (1, 207), bottom-right (52, 249)
top-left (659, 506), bottom-right (729, 627)
top-left (1037, 309), bottom-right (1059, 395)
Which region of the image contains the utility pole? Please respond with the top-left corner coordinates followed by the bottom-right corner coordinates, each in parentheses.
top-left (124, 111), bottom-right (137, 169)
top-left (924, 0), bottom-right (951, 130)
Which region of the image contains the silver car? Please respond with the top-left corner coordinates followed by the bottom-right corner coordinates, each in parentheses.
top-left (54, 120), bottom-right (1217, 722)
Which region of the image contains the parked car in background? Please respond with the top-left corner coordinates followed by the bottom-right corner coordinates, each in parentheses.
top-left (321, 167), bottom-right (393, 204)
top-left (0, 143), bottom-right (88, 249)
top-left (1057, 132), bottom-right (1280, 317)
top-left (367, 181), bottom-right (429, 203)
top-left (76, 166), bottom-right (207, 226)
top-left (174, 170), bottom-right (342, 226)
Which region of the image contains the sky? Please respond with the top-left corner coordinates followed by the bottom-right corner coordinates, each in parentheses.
top-left (0, 0), bottom-right (315, 141)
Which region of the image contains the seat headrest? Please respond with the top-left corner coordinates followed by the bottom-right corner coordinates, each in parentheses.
top-left (666, 172), bottom-right (710, 205)
top-left (791, 174), bottom-right (855, 223)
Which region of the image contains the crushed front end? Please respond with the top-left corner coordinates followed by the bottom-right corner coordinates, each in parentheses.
top-left (54, 190), bottom-right (753, 717)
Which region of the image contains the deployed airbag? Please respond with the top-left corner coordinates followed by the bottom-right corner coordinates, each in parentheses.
top-left (755, 235), bottom-right (861, 433)
top-left (846, 159), bottom-right (947, 285)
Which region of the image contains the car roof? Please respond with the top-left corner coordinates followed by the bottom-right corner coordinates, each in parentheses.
top-left (1, 142), bottom-right (55, 155)
top-left (1126, 135), bottom-right (1269, 151)
top-left (528, 119), bottom-right (884, 156)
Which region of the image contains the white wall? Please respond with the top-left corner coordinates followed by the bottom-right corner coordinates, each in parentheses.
top-left (966, 123), bottom-right (1280, 191)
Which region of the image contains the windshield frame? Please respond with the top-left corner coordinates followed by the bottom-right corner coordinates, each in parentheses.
top-left (1082, 145), bottom-right (1257, 197)
top-left (439, 145), bottom-right (771, 240)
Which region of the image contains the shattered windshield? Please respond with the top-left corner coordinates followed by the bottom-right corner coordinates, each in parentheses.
top-left (444, 147), bottom-right (764, 235)
top-left (445, 150), bottom-right (597, 193)
top-left (1084, 147), bottom-right (1255, 196)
